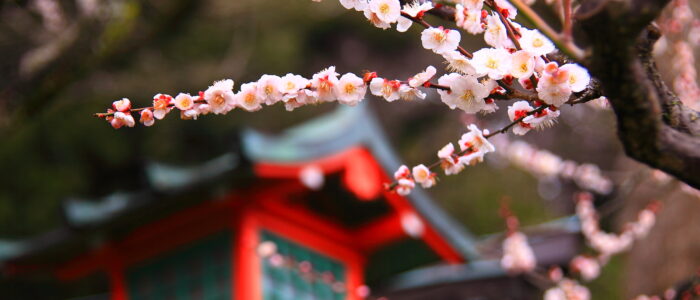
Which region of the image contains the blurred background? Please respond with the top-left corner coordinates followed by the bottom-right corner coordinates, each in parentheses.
top-left (0, 0), bottom-right (699, 299)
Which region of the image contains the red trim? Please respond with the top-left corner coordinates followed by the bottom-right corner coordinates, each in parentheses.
top-left (233, 206), bottom-right (261, 300)
top-left (106, 247), bottom-right (127, 300)
top-left (254, 147), bottom-right (384, 201)
top-left (353, 213), bottom-right (405, 253)
top-left (251, 207), bottom-right (365, 300)
top-left (56, 196), bottom-right (242, 281)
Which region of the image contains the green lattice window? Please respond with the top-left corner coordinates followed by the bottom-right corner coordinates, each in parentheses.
top-left (260, 231), bottom-right (347, 300)
top-left (126, 231), bottom-right (232, 300)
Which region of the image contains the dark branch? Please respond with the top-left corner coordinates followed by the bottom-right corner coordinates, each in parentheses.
top-left (577, 0), bottom-right (700, 189)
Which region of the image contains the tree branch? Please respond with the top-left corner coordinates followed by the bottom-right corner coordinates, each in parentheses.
top-left (577, 0), bottom-right (700, 189)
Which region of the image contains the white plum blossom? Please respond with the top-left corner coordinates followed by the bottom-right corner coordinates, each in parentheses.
top-left (538, 63), bottom-right (573, 106)
top-left (508, 101), bottom-right (534, 135)
top-left (152, 93), bottom-right (173, 119)
top-left (335, 73), bottom-right (367, 106)
top-left (399, 84), bottom-right (426, 100)
top-left (311, 66), bottom-right (340, 102)
top-left (523, 106), bottom-right (560, 129)
top-left (235, 82), bottom-right (263, 112)
top-left (438, 143), bottom-right (466, 175)
top-left (494, 0), bottom-right (518, 19)
top-left (112, 98), bottom-right (131, 112)
top-left (421, 27), bottom-right (461, 54)
top-left (395, 178), bottom-right (415, 196)
top-left (438, 73), bottom-right (490, 113)
top-left (544, 279), bottom-right (591, 300)
top-left (279, 73), bottom-right (310, 100)
top-left (409, 65), bottom-right (437, 88)
top-left (204, 79), bottom-right (236, 115)
top-left (397, 1), bottom-right (433, 32)
top-left (412, 164), bottom-right (436, 188)
top-left (443, 50), bottom-right (476, 74)
top-left (139, 109), bottom-right (155, 127)
top-left (174, 93), bottom-right (195, 111)
top-left (510, 50), bottom-right (535, 79)
top-left (471, 48), bottom-right (512, 79)
top-left (257, 74), bottom-right (283, 105)
top-left (370, 77), bottom-right (401, 102)
top-left (368, 0), bottom-right (401, 24)
top-left (339, 0), bottom-right (368, 11)
top-left (484, 13), bottom-right (512, 48)
top-left (459, 0), bottom-right (484, 11)
top-left (364, 8), bottom-right (391, 29)
top-left (394, 164), bottom-right (411, 180)
top-left (570, 255), bottom-right (601, 281)
top-left (458, 124), bottom-right (496, 165)
top-left (455, 4), bottom-right (484, 35)
top-left (560, 63), bottom-right (591, 92)
top-left (113, 111), bottom-right (135, 128)
top-left (500, 232), bottom-right (536, 274)
top-left (520, 28), bottom-right (555, 56)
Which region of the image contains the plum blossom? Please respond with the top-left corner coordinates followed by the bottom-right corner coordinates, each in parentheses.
top-left (560, 64), bottom-right (591, 92)
top-left (152, 93), bottom-right (174, 119)
top-left (399, 84), bottom-right (426, 100)
top-left (339, 0), bottom-right (368, 11)
top-left (438, 73), bottom-right (490, 113)
top-left (409, 65), bottom-right (437, 88)
top-left (455, 4), bottom-right (484, 35)
top-left (537, 63), bottom-right (572, 106)
top-left (460, 0), bottom-right (484, 11)
top-left (311, 66), bottom-right (340, 102)
top-left (174, 93), bottom-right (195, 111)
top-left (510, 50), bottom-right (535, 79)
top-left (500, 232), bottom-right (536, 274)
top-left (364, 8), bottom-right (391, 29)
top-left (204, 79), bottom-right (235, 115)
top-left (335, 73), bottom-right (367, 106)
top-left (139, 109), bottom-right (155, 126)
top-left (544, 279), bottom-right (591, 300)
top-left (443, 50), bottom-right (476, 74)
top-left (112, 111), bottom-right (135, 129)
top-left (370, 78), bottom-right (401, 101)
top-left (494, 0), bottom-right (518, 19)
top-left (471, 48), bottom-right (512, 79)
top-left (524, 106), bottom-right (560, 130)
top-left (484, 13), bottom-right (512, 48)
top-left (520, 28), bottom-right (555, 56)
top-left (457, 124), bottom-right (496, 165)
top-left (235, 82), bottom-right (263, 112)
top-left (257, 75), bottom-right (283, 105)
top-left (570, 255), bottom-right (601, 281)
top-left (112, 98), bottom-right (131, 112)
top-left (397, 1), bottom-right (433, 32)
top-left (421, 27), bottom-right (461, 54)
top-left (438, 143), bottom-right (466, 175)
top-left (368, 0), bottom-right (401, 24)
top-left (395, 178), bottom-right (415, 196)
top-left (507, 101), bottom-right (534, 135)
top-left (412, 164), bottom-right (436, 188)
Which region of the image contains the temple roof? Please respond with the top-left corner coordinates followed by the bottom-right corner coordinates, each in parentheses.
top-left (0, 103), bottom-right (481, 268)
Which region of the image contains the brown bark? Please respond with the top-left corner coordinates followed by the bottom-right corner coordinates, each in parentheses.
top-left (576, 0), bottom-right (700, 190)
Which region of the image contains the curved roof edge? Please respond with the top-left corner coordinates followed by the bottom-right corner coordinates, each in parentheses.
top-left (243, 103), bottom-right (481, 260)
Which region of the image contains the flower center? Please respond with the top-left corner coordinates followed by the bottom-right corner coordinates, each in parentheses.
top-left (461, 90), bottom-right (475, 102)
top-left (520, 63), bottom-right (529, 73)
top-left (213, 94), bottom-right (225, 106)
top-left (379, 3), bottom-right (390, 14)
top-left (433, 31), bottom-right (446, 43)
top-left (244, 93), bottom-right (256, 105)
top-left (264, 85), bottom-right (274, 95)
top-left (533, 38), bottom-right (544, 48)
top-left (486, 58), bottom-right (498, 69)
top-left (286, 81), bottom-right (295, 90)
top-left (344, 83), bottom-right (356, 95)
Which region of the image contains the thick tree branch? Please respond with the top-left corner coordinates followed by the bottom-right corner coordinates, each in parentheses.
top-left (577, 0), bottom-right (700, 189)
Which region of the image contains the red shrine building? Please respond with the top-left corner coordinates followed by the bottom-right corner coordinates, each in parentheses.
top-left (0, 105), bottom-right (580, 300)
top-left (0, 105), bottom-right (485, 299)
